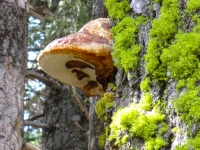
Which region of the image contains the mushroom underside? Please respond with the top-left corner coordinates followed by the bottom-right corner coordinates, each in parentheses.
top-left (39, 53), bottom-right (105, 96)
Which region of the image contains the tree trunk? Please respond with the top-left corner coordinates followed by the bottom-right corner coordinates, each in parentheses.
top-left (42, 83), bottom-right (89, 150)
top-left (0, 1), bottom-right (27, 149)
top-left (93, 0), bottom-right (200, 149)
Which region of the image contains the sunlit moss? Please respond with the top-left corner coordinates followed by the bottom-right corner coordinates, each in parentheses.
top-left (186, 0), bottom-right (200, 12)
top-left (173, 87), bottom-right (200, 126)
top-left (175, 132), bottom-right (200, 149)
top-left (109, 93), bottom-right (167, 149)
top-left (105, 0), bottom-right (147, 73)
top-left (145, 0), bottom-right (179, 81)
top-left (140, 77), bottom-right (151, 92)
top-left (104, 0), bottom-right (130, 21)
top-left (95, 93), bottom-right (114, 120)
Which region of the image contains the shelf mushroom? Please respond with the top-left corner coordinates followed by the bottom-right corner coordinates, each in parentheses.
top-left (38, 18), bottom-right (114, 96)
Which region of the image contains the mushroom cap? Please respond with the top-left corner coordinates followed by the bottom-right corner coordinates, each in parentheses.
top-left (78, 18), bottom-right (112, 44)
top-left (38, 32), bottom-right (113, 96)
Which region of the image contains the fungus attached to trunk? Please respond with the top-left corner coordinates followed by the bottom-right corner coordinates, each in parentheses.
top-left (38, 18), bottom-right (114, 96)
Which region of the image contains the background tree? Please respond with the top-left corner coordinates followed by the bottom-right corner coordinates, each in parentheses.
top-left (25, 0), bottom-right (94, 149)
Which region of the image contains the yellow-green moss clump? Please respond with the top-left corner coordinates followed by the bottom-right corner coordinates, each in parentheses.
top-left (145, 0), bottom-right (179, 81)
top-left (95, 93), bottom-right (114, 120)
top-left (109, 93), bottom-right (168, 149)
top-left (105, 0), bottom-right (147, 73)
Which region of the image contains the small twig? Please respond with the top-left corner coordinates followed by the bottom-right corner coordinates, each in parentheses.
top-left (24, 121), bottom-right (49, 129)
top-left (74, 121), bottom-right (84, 131)
top-left (71, 91), bottom-right (89, 120)
top-left (23, 142), bottom-right (41, 150)
top-left (28, 47), bottom-right (42, 52)
top-left (26, 113), bottom-right (44, 121)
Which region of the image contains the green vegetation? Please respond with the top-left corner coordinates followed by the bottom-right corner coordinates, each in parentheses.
top-left (105, 0), bottom-right (200, 149)
top-left (109, 94), bottom-right (168, 149)
top-left (161, 32), bottom-right (200, 80)
top-left (173, 88), bottom-right (200, 126)
top-left (186, 0), bottom-right (200, 12)
top-left (98, 130), bottom-right (107, 148)
top-left (175, 132), bottom-right (200, 150)
top-left (105, 0), bottom-right (147, 73)
top-left (140, 77), bottom-right (151, 92)
top-left (95, 93), bottom-right (114, 120)
top-left (104, 0), bottom-right (130, 21)
top-left (95, 93), bottom-right (115, 147)
top-left (145, 0), bottom-right (179, 81)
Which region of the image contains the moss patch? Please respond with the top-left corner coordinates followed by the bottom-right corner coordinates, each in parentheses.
top-left (145, 0), bottom-right (179, 81)
top-left (109, 93), bottom-right (168, 149)
top-left (105, 0), bottom-right (147, 73)
top-left (95, 93), bottom-right (114, 120)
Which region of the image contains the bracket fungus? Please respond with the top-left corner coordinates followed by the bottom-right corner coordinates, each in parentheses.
top-left (38, 18), bottom-right (114, 97)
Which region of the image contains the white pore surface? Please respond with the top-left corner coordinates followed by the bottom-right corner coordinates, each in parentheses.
top-left (40, 54), bottom-right (97, 89)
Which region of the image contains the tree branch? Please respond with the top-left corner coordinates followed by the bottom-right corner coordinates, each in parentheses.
top-left (25, 113), bottom-right (44, 121)
top-left (28, 47), bottom-right (42, 52)
top-left (25, 69), bottom-right (62, 89)
top-left (24, 121), bottom-right (49, 129)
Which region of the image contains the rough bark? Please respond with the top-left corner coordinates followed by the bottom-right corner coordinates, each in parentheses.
top-left (92, 0), bottom-right (108, 19)
top-left (0, 1), bottom-right (27, 149)
top-left (42, 84), bottom-right (89, 150)
top-left (99, 0), bottom-right (200, 149)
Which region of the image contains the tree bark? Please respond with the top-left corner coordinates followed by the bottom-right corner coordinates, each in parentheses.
top-left (92, 0), bottom-right (108, 19)
top-left (0, 1), bottom-right (27, 149)
top-left (42, 85), bottom-right (89, 150)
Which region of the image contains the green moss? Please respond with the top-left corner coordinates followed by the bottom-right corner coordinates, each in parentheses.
top-left (172, 127), bottom-right (179, 133)
top-left (173, 87), bottom-right (200, 126)
top-left (140, 77), bottom-right (151, 92)
top-left (95, 93), bottom-right (114, 120)
top-left (111, 16), bottom-right (147, 72)
top-left (186, 0), bottom-right (200, 12)
top-left (176, 79), bottom-right (186, 92)
top-left (139, 93), bottom-right (153, 111)
top-left (145, 0), bottom-right (179, 81)
top-left (175, 132), bottom-right (200, 149)
top-left (109, 94), bottom-right (167, 149)
top-left (105, 0), bottom-right (147, 73)
top-left (108, 83), bottom-right (116, 91)
top-left (98, 131), bottom-right (107, 148)
top-left (104, 0), bottom-right (130, 21)
top-left (105, 0), bottom-right (200, 149)
top-left (161, 32), bottom-right (200, 80)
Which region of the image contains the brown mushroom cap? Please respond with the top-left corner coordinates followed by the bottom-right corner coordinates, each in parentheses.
top-left (78, 18), bottom-right (112, 44)
top-left (38, 26), bottom-right (113, 96)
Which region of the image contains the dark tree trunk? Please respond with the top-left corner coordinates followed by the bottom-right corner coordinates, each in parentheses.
top-left (0, 1), bottom-right (27, 149)
top-left (92, 0), bottom-right (108, 19)
top-left (42, 83), bottom-right (89, 150)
